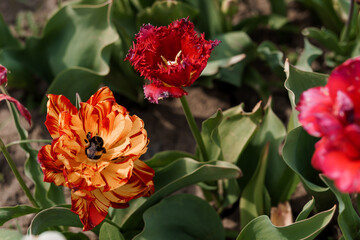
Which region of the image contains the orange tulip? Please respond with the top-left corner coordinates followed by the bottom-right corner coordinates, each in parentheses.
top-left (38, 87), bottom-right (154, 230)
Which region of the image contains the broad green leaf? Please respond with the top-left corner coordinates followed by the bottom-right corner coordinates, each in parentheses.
top-left (284, 61), bottom-right (328, 128)
top-left (43, 67), bottom-right (103, 106)
top-left (296, 38), bottom-right (322, 72)
top-left (29, 207), bottom-right (83, 235)
top-left (0, 229), bottom-right (23, 240)
top-left (137, 1), bottom-right (198, 27)
top-left (0, 205), bottom-right (40, 226)
top-left (321, 176), bottom-right (360, 240)
top-left (239, 99), bottom-right (297, 205)
top-left (25, 1), bottom-right (118, 87)
top-left (240, 143), bottom-right (270, 228)
top-left (295, 197), bottom-right (315, 222)
top-left (9, 104), bottom-right (54, 208)
top-left (99, 222), bottom-right (125, 240)
top-left (282, 127), bottom-right (325, 192)
top-left (237, 206), bottom-right (336, 240)
top-left (282, 127), bottom-right (335, 211)
top-left (201, 109), bottom-right (223, 161)
top-left (145, 151), bottom-right (194, 169)
top-left (134, 194), bottom-right (225, 240)
top-left (120, 158), bottom-right (241, 231)
top-left (257, 41), bottom-right (284, 77)
top-left (202, 31), bottom-right (256, 87)
top-left (218, 102), bottom-right (263, 164)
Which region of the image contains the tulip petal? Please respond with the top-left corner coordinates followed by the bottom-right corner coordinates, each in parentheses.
top-left (0, 65), bottom-right (7, 86)
top-left (143, 83), bottom-right (187, 104)
top-left (38, 144), bottom-right (66, 186)
top-left (71, 189), bottom-right (109, 231)
top-left (86, 86), bottom-right (115, 106)
top-left (45, 94), bottom-right (77, 138)
top-left (102, 159), bottom-right (154, 202)
top-left (0, 94), bottom-right (31, 126)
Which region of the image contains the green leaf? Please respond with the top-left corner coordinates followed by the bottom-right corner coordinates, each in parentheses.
top-left (144, 151), bottom-right (194, 169)
top-left (239, 143), bottom-right (270, 228)
top-left (237, 206), bottom-right (336, 240)
top-left (321, 176), bottom-right (360, 240)
top-left (295, 197), bottom-right (315, 222)
top-left (134, 194), bottom-right (225, 240)
top-left (29, 207), bottom-right (83, 235)
top-left (282, 127), bottom-right (325, 192)
top-left (9, 104), bottom-right (54, 208)
top-left (202, 31), bottom-right (256, 86)
top-left (0, 205), bottom-right (40, 226)
top-left (295, 38), bottom-right (322, 72)
top-left (0, 229), bottom-right (23, 240)
top-left (43, 67), bottom-right (103, 106)
top-left (284, 61), bottom-right (328, 128)
top-left (120, 158), bottom-right (241, 231)
top-left (239, 99), bottom-right (297, 205)
top-left (25, 1), bottom-right (118, 89)
top-left (47, 184), bottom-right (66, 205)
top-left (257, 41), bottom-right (284, 77)
top-left (282, 127), bottom-right (335, 211)
top-left (99, 222), bottom-right (125, 240)
top-left (219, 102), bottom-right (262, 163)
top-left (201, 109), bottom-right (223, 161)
top-left (137, 1), bottom-right (198, 27)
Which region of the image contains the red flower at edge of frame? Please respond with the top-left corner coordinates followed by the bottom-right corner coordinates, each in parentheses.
top-left (296, 57), bottom-right (360, 192)
top-left (37, 87), bottom-right (155, 230)
top-left (125, 17), bottom-right (220, 103)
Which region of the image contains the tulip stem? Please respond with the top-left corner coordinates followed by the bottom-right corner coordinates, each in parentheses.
top-left (180, 96), bottom-right (209, 162)
top-left (341, 0), bottom-right (355, 42)
top-left (0, 138), bottom-right (39, 208)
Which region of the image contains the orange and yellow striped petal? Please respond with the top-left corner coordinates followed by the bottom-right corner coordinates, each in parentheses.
top-left (86, 86), bottom-right (115, 106)
top-left (71, 189), bottom-right (110, 231)
top-left (38, 144), bottom-right (66, 186)
top-left (45, 94), bottom-right (77, 138)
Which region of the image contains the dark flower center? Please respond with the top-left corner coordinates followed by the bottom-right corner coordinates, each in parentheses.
top-left (84, 132), bottom-right (106, 160)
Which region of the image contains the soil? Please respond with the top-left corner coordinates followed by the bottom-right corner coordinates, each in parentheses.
top-left (0, 0), bottom-right (338, 239)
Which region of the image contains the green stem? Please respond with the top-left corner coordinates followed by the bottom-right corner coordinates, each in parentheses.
top-left (0, 138), bottom-right (39, 208)
top-left (180, 96), bottom-right (209, 162)
top-left (5, 139), bottom-right (52, 148)
top-left (341, 0), bottom-right (355, 42)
